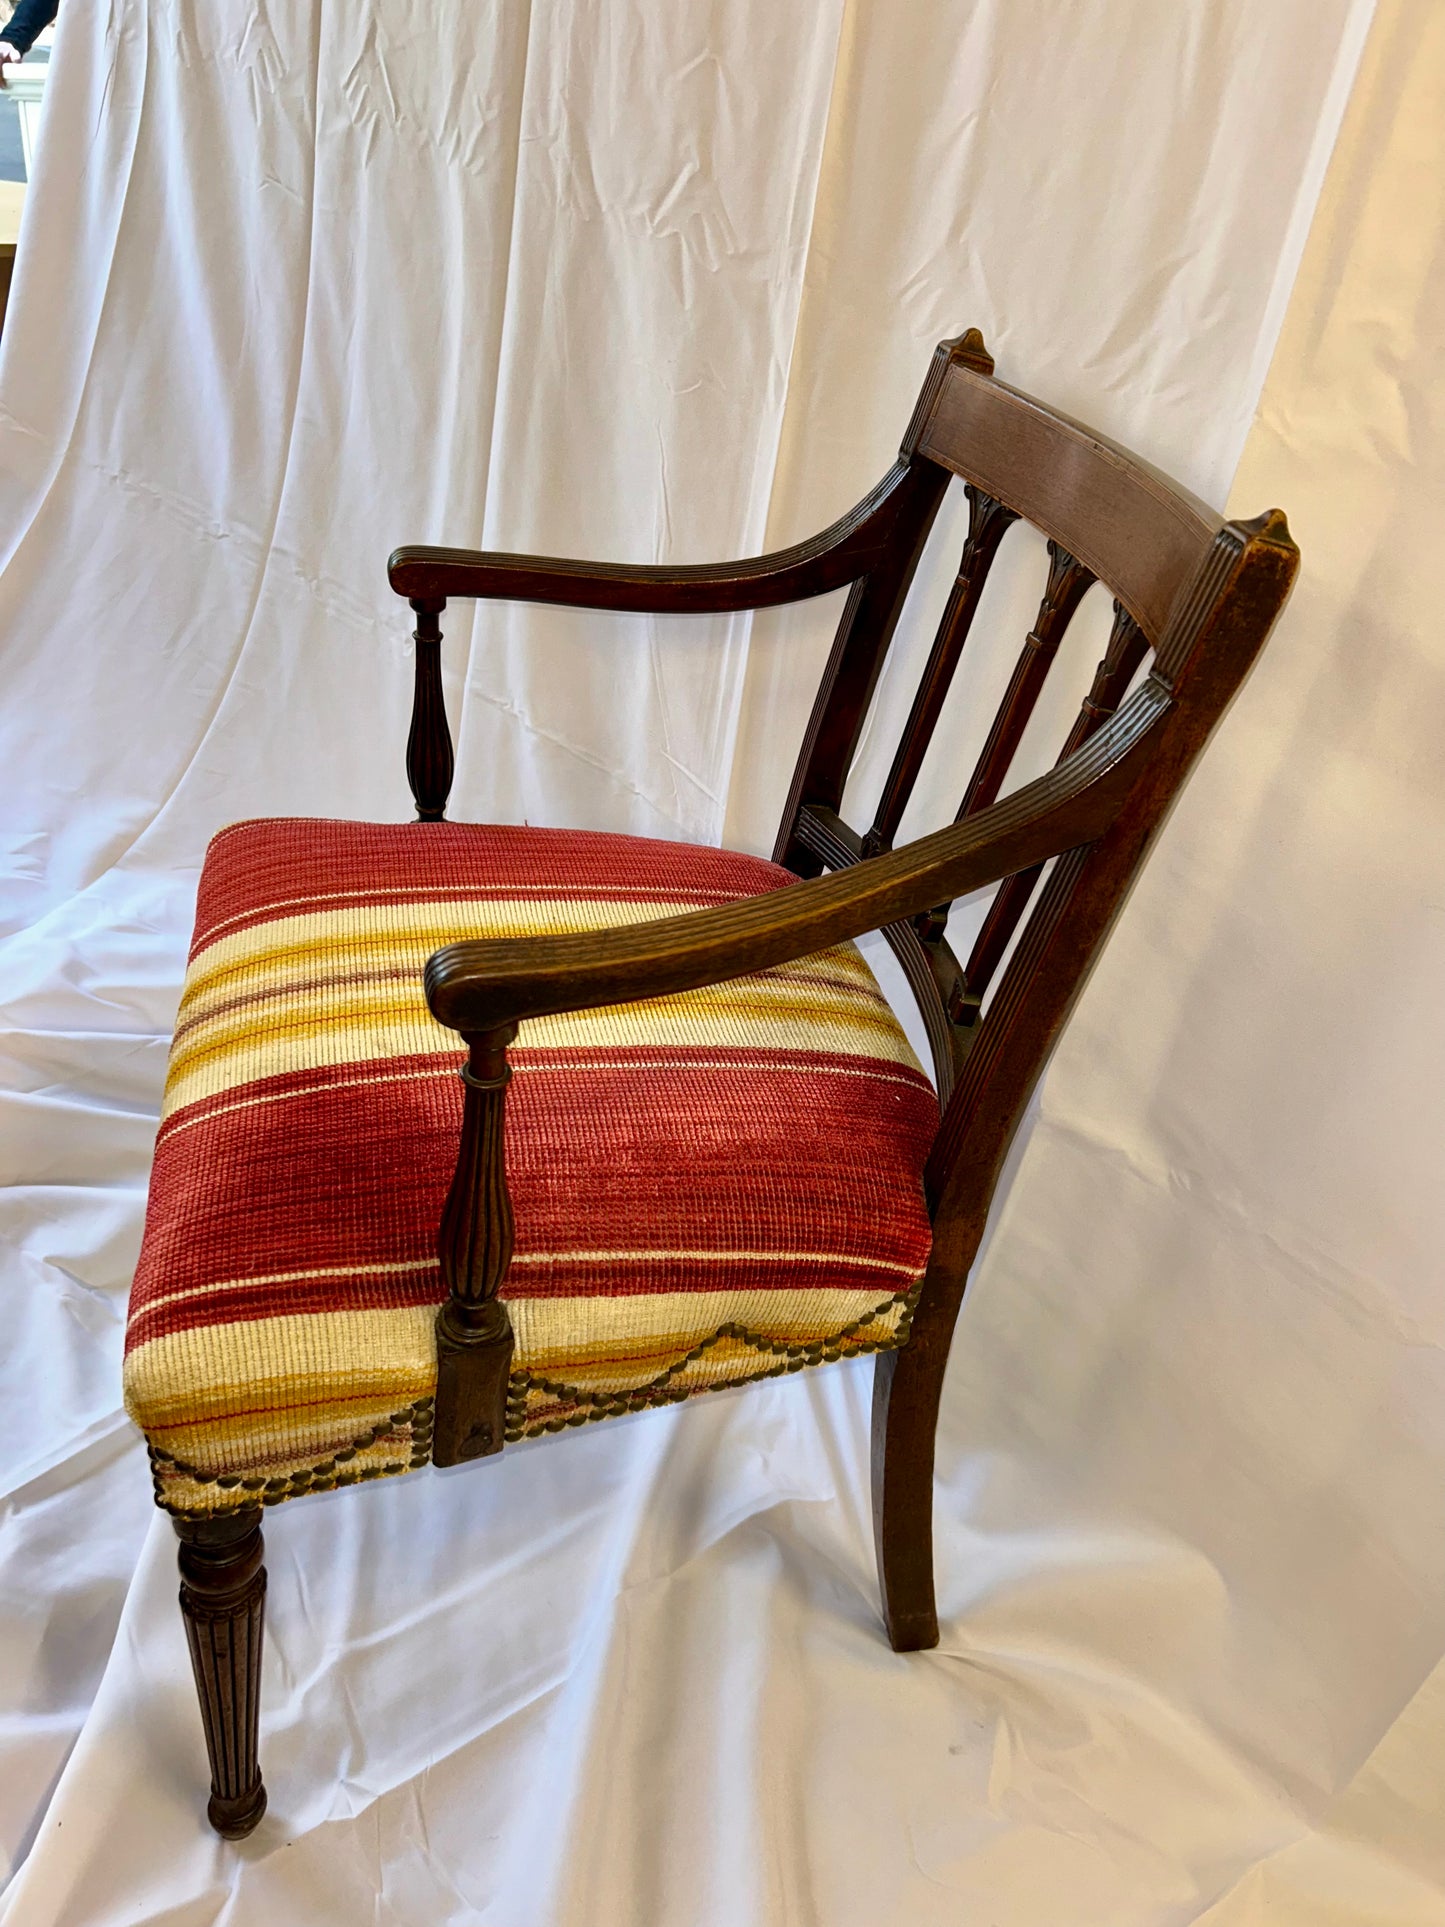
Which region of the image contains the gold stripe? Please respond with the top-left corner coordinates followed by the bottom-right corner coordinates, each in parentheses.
top-left (124, 1305), bottom-right (437, 1436)
top-left (197, 880), bottom-right (764, 948)
top-left (162, 915), bottom-right (918, 1115)
top-left (184, 895), bottom-right (761, 997)
top-left (163, 1002), bottom-right (913, 1117)
top-left (124, 1285), bottom-right (908, 1433)
top-left (510, 1286), bottom-right (906, 1366)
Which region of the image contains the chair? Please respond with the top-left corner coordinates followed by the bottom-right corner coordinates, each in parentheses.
top-left (123, 331), bottom-right (1298, 1836)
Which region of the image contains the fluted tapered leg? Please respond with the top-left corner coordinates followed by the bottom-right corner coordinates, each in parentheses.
top-left (173, 1508), bottom-right (268, 1838)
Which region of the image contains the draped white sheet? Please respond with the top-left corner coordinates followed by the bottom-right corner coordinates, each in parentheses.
top-left (9, 0), bottom-right (1445, 1919)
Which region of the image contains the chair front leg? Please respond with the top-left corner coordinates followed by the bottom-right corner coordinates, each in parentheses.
top-left (173, 1508), bottom-right (268, 1838)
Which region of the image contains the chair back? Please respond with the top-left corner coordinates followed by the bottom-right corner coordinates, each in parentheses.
top-left (773, 332), bottom-right (1297, 1226)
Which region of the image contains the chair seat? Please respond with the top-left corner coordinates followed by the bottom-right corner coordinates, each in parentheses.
top-left (125, 819), bottom-right (938, 1515)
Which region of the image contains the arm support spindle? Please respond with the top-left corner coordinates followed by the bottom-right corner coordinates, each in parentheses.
top-left (432, 1025), bottom-right (519, 1465)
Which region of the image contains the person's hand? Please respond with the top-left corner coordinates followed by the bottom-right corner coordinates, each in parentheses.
top-left (0, 43), bottom-right (21, 89)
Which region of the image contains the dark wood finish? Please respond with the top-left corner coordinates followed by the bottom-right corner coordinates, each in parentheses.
top-left (164, 329), bottom-right (1300, 1840)
top-left (864, 486), bottom-right (1019, 855)
top-left (423, 687), bottom-right (1169, 1033)
top-left (409, 344), bottom-right (1297, 1652)
top-left (917, 361), bottom-right (1223, 642)
top-left (387, 461), bottom-right (921, 613)
top-left (873, 514), bottom-right (1295, 1648)
top-left (794, 803), bottom-right (975, 1101)
top-left (956, 540), bottom-right (1096, 820)
top-left (431, 1027), bottom-right (518, 1465)
top-left (772, 333), bottom-right (992, 876)
top-left (406, 598), bottom-right (454, 821)
top-left (870, 1336), bottom-right (948, 1649)
top-left (910, 539), bottom-right (1097, 950)
top-left (174, 1509), bottom-right (267, 1839)
top-left (959, 601), bottom-right (1148, 1010)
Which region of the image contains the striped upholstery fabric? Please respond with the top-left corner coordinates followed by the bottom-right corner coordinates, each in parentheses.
top-left (125, 820), bottom-right (938, 1516)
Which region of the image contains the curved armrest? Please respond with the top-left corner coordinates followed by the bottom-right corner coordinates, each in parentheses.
top-left (425, 681), bottom-right (1168, 1033)
top-left (389, 464), bottom-right (912, 613)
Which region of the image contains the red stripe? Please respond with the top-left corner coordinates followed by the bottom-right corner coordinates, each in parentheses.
top-left (154, 1044), bottom-right (916, 1147)
top-left (192, 820), bottom-right (795, 955)
top-left (130, 1056), bottom-right (936, 1350)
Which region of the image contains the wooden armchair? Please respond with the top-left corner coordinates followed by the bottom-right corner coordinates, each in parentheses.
top-left (122, 331), bottom-right (1297, 1836)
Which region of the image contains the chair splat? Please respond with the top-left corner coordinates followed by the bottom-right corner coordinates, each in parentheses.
top-left (955, 540), bottom-right (1097, 824)
top-left (864, 486), bottom-right (1019, 856)
top-left (956, 601), bottom-right (1149, 1015)
top-left (912, 539), bottom-right (1094, 950)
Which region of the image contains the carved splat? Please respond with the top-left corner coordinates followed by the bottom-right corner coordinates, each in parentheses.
top-left (910, 541), bottom-right (1094, 948)
top-left (957, 600), bottom-right (1150, 1015)
top-left (1072, 599), bottom-right (1150, 747)
top-left (863, 486), bottom-right (1020, 856)
top-left (955, 539), bottom-right (1096, 822)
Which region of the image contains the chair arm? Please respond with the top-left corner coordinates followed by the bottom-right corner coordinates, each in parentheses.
top-left (389, 464), bottom-right (913, 613)
top-left (425, 680), bottom-right (1168, 1034)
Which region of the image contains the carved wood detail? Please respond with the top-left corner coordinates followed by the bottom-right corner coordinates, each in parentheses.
top-left (864, 486), bottom-right (1020, 856)
top-left (958, 599), bottom-right (1149, 1012)
top-left (406, 597), bottom-right (455, 821)
top-left (174, 1508), bottom-right (267, 1839)
top-left (147, 332), bottom-right (1304, 1841)
top-left (432, 1026), bottom-right (518, 1466)
top-left (957, 539), bottom-right (1097, 822)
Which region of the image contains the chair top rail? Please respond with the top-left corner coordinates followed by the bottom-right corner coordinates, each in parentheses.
top-left (916, 360), bottom-right (1223, 644)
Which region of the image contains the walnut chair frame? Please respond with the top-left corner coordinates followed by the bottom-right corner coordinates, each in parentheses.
top-left (169, 331), bottom-right (1297, 1836)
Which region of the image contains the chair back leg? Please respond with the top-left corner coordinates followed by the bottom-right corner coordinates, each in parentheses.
top-left (871, 1333), bottom-right (950, 1651)
top-left (173, 1509), bottom-right (269, 1837)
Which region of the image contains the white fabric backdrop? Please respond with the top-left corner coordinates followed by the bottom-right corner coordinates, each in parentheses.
top-left (7, 0), bottom-right (1443, 1919)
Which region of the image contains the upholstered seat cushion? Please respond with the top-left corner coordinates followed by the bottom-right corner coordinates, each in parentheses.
top-left (125, 820), bottom-right (938, 1515)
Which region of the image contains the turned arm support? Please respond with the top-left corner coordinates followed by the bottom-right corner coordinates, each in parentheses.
top-left (425, 680), bottom-right (1168, 1034)
top-left (388, 464), bottom-right (914, 614)
top-left (431, 1025), bottom-right (519, 1465)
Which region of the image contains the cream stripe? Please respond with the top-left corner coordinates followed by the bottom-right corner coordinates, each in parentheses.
top-left (502, 1287), bottom-right (906, 1364)
top-left (123, 1306), bottom-right (438, 1428)
top-left (185, 894), bottom-right (785, 988)
top-left (138, 1258), bottom-right (437, 1317)
top-left (162, 999), bottom-right (917, 1117)
top-left (198, 881), bottom-right (767, 947)
top-left (176, 956), bottom-right (882, 1043)
top-left (516, 1057), bottom-right (922, 1081)
top-left (176, 949), bottom-right (882, 1043)
top-left (505, 1248), bottom-right (917, 1273)
top-left (135, 1245), bottom-right (917, 1320)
